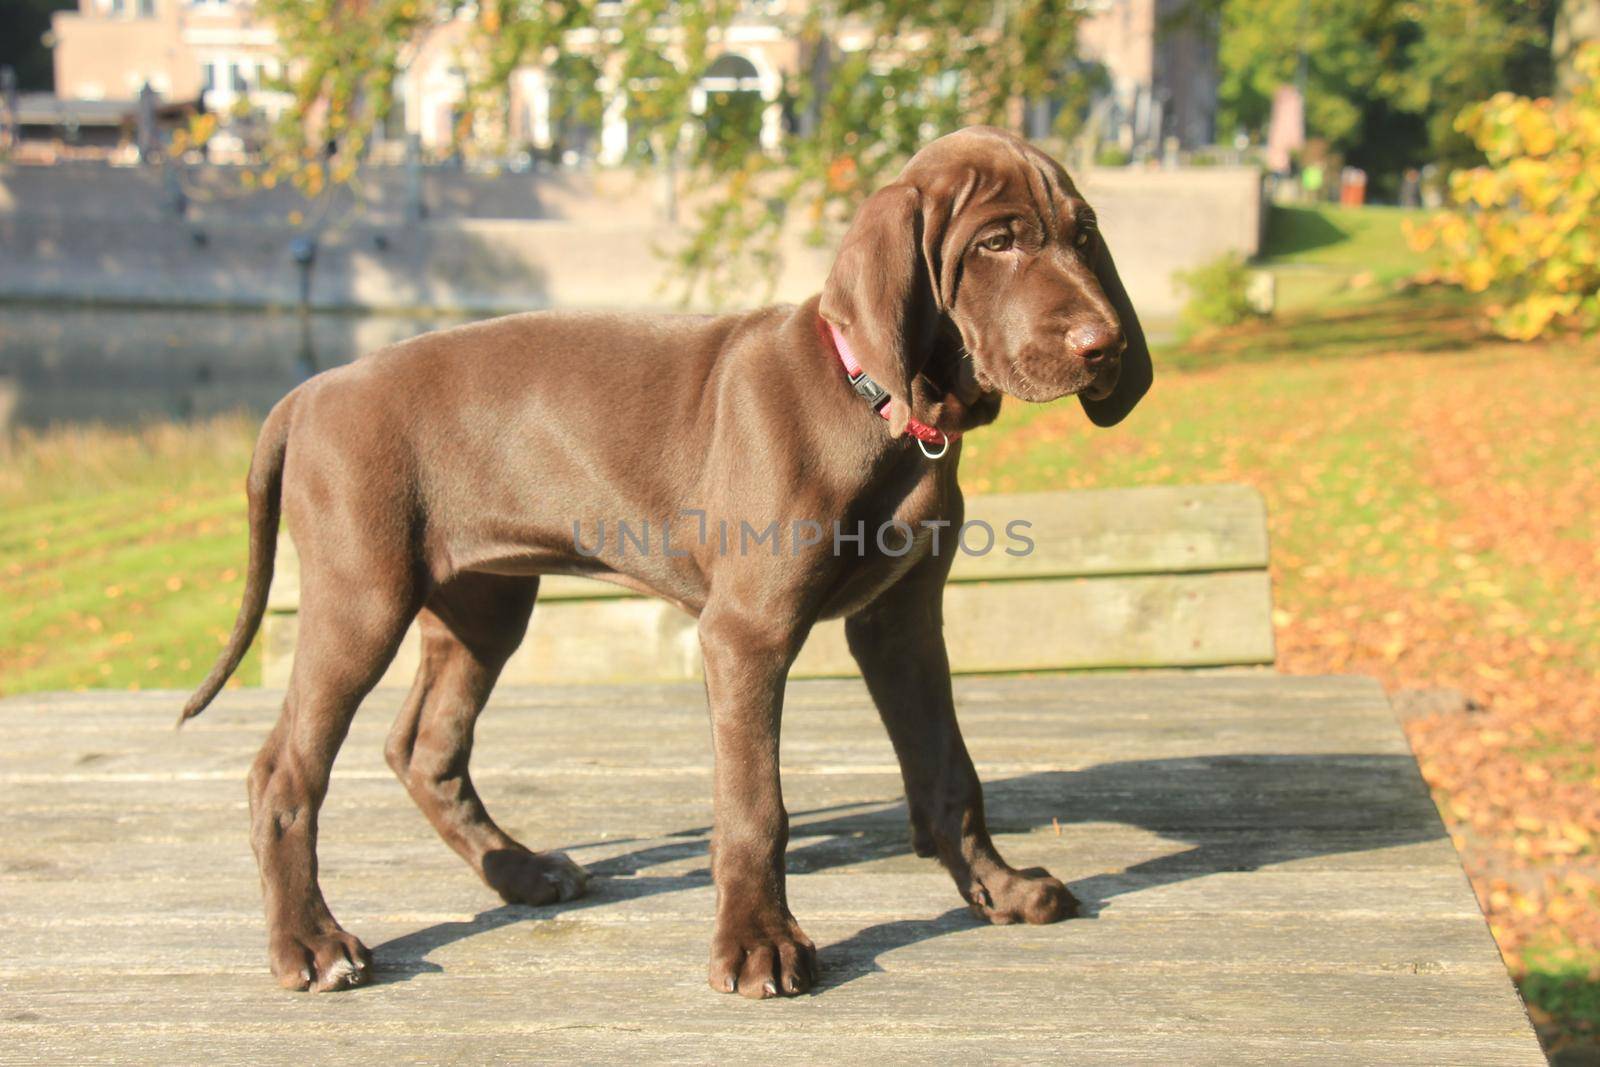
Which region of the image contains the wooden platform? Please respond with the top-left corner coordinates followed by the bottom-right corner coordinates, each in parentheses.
top-left (0, 675), bottom-right (1542, 1064)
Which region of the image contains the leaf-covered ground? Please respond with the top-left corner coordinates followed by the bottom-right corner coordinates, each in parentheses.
top-left (1, 225), bottom-right (1594, 1056)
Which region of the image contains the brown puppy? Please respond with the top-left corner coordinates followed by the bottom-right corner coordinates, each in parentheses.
top-left (183, 125), bottom-right (1152, 998)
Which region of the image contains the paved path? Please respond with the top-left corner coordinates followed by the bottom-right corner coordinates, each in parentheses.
top-left (0, 675), bottom-right (1542, 1064)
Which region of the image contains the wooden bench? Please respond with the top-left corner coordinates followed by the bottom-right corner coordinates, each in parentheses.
top-left (0, 676), bottom-right (1544, 1061)
top-left (263, 483), bottom-right (1275, 687)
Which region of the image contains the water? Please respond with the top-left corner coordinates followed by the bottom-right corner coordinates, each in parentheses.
top-left (0, 301), bottom-right (1178, 434)
top-left (0, 303), bottom-right (484, 432)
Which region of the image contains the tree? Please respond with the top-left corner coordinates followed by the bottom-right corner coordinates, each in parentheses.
top-left (250, 0), bottom-right (1097, 304)
top-left (1208, 0), bottom-right (1552, 189)
top-left (1555, 0), bottom-right (1600, 96)
top-left (1408, 42), bottom-right (1600, 340)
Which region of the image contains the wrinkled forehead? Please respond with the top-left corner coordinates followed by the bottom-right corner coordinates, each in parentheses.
top-left (900, 129), bottom-right (1084, 231)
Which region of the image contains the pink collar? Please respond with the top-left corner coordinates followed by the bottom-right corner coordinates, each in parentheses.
top-left (823, 318), bottom-right (957, 455)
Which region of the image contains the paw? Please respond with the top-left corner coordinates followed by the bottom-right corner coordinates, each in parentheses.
top-left (269, 926), bottom-right (373, 992)
top-left (482, 848), bottom-right (588, 906)
top-left (968, 866), bottom-right (1078, 925)
top-left (708, 913), bottom-right (818, 999)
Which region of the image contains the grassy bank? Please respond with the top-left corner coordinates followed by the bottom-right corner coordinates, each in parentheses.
top-left (0, 417), bottom-right (260, 693)
top-left (2, 206), bottom-right (1595, 1056)
top-left (1257, 203), bottom-right (1434, 311)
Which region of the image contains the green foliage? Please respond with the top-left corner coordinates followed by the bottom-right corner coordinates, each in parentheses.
top-left (253, 0), bottom-right (1098, 304)
top-left (252, 0), bottom-right (443, 193)
top-left (1093, 144), bottom-right (1131, 167)
top-left (1209, 0), bottom-right (1552, 179)
top-left (1173, 253), bottom-right (1263, 336)
top-left (1410, 43), bottom-right (1600, 340)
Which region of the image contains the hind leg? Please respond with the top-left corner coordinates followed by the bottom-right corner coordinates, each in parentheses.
top-left (385, 573), bottom-right (587, 906)
top-left (249, 568), bottom-right (418, 992)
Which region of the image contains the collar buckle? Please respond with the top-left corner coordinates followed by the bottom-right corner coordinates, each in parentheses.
top-left (847, 370), bottom-right (892, 412)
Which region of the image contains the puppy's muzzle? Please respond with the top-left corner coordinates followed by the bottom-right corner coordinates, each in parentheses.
top-left (1068, 322), bottom-right (1125, 401)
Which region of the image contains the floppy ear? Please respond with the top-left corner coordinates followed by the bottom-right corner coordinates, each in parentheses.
top-left (1079, 234), bottom-right (1153, 428)
top-left (820, 182), bottom-right (937, 436)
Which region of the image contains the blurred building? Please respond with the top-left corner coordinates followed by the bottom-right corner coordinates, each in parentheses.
top-left (42, 0), bottom-right (280, 158)
top-left (52, 0), bottom-right (280, 110)
top-left (1077, 0), bottom-right (1218, 152)
top-left (41, 0), bottom-right (1217, 163)
top-left (371, 3), bottom-right (798, 165)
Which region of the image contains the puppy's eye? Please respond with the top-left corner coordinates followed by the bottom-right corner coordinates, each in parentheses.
top-left (1074, 229), bottom-right (1092, 249)
top-left (979, 233), bottom-right (1014, 253)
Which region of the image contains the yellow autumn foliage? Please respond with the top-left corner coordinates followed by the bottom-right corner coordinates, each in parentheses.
top-left (1408, 43), bottom-right (1600, 340)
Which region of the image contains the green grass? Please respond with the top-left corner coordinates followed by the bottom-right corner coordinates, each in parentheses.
top-left (0, 417), bottom-right (261, 696)
top-left (1255, 203), bottom-right (1434, 310)
top-left (1261, 203), bottom-right (1432, 275)
top-left (1523, 939), bottom-right (1600, 1051)
top-left (1161, 286), bottom-right (1482, 371)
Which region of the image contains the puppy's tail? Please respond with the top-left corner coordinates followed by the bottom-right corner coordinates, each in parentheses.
top-left (178, 392), bottom-right (297, 726)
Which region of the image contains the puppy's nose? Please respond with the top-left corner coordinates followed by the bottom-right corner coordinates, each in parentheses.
top-left (1068, 323), bottom-right (1124, 366)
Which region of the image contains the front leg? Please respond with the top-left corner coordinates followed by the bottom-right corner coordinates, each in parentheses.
top-left (698, 602), bottom-right (818, 998)
top-left (845, 557), bottom-right (1078, 925)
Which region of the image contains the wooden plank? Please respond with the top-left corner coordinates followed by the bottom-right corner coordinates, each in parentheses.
top-left (530, 484), bottom-right (1271, 595)
top-left (266, 570), bottom-right (1276, 687)
top-left (265, 485), bottom-right (1271, 611)
top-left (951, 484), bottom-right (1270, 581)
top-left (0, 965), bottom-right (1535, 1038)
top-left (794, 570), bottom-right (1276, 675)
top-left (0, 1028), bottom-right (1548, 1067)
top-left (0, 908), bottom-right (1509, 978)
top-left (0, 674), bottom-right (1412, 775)
top-left (0, 836), bottom-right (1469, 913)
top-left (0, 859), bottom-right (1493, 923)
top-left (0, 676), bottom-right (1543, 1064)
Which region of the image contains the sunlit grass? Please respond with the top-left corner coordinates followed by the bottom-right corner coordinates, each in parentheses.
top-left (0, 414), bottom-right (260, 696)
top-left (1255, 203), bottom-right (1435, 311)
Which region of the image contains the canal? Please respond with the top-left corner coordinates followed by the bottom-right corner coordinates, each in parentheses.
top-left (0, 303), bottom-right (484, 431)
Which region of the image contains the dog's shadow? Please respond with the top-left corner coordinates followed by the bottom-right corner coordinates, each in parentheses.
top-left (374, 753), bottom-right (1442, 990)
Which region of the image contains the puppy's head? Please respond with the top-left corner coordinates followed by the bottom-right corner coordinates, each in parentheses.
top-left (820, 126), bottom-right (1151, 431)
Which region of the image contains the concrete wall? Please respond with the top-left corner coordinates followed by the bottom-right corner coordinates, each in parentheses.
top-left (1081, 167), bottom-right (1260, 317)
top-left (0, 163), bottom-right (1261, 318)
top-left (0, 162), bottom-right (663, 224)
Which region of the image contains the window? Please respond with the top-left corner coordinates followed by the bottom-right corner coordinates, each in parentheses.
top-left (200, 62), bottom-right (215, 93)
top-left (231, 63), bottom-right (249, 93)
top-left (137, 0), bottom-right (156, 15)
top-left (107, 0), bottom-right (126, 14)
